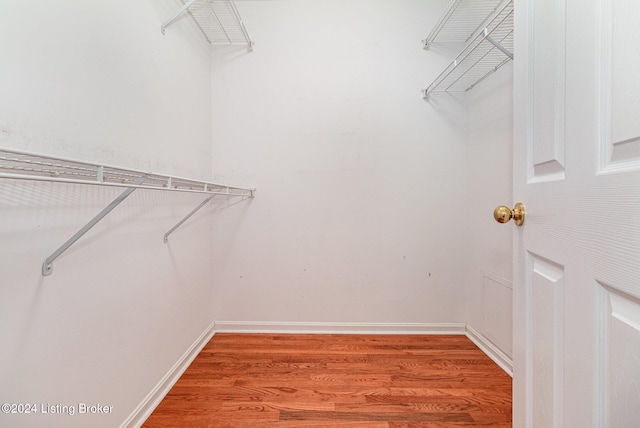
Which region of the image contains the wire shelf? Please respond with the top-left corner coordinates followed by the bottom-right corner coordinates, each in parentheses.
top-left (423, 0), bottom-right (513, 97)
top-left (162, 0), bottom-right (253, 49)
top-left (423, 0), bottom-right (504, 47)
top-left (0, 147), bottom-right (255, 197)
top-left (0, 147), bottom-right (255, 276)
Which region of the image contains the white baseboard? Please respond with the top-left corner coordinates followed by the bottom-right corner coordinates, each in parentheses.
top-left (465, 325), bottom-right (513, 376)
top-left (120, 320), bottom-right (217, 428)
top-left (214, 321), bottom-right (467, 335)
top-left (213, 322), bottom-right (513, 375)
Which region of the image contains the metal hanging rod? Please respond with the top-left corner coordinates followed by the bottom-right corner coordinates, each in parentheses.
top-left (0, 147), bottom-right (255, 276)
top-left (162, 0), bottom-right (254, 50)
top-left (423, 0), bottom-right (514, 97)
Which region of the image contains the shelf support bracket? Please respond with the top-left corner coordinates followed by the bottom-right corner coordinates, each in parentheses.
top-left (42, 177), bottom-right (147, 276)
top-left (161, 0), bottom-right (198, 35)
top-left (483, 28), bottom-right (513, 60)
top-left (164, 194), bottom-right (216, 244)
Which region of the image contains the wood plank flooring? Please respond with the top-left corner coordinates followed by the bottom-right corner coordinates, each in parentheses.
top-left (142, 334), bottom-right (512, 427)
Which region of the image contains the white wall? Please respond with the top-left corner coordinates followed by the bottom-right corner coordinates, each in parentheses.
top-left (0, 1), bottom-right (212, 178)
top-left (465, 64), bottom-right (514, 358)
top-left (209, 0), bottom-right (471, 327)
top-left (0, 1), bottom-right (515, 425)
top-left (0, 1), bottom-right (216, 427)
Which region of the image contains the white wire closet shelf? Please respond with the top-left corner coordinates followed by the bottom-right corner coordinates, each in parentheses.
top-left (423, 0), bottom-right (504, 47)
top-left (0, 147), bottom-right (255, 276)
top-left (162, 0), bottom-right (253, 49)
top-left (0, 147), bottom-right (254, 196)
top-left (423, 0), bottom-right (513, 97)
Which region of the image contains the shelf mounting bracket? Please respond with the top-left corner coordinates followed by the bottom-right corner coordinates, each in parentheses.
top-left (161, 0), bottom-right (197, 35)
top-left (42, 177), bottom-right (147, 276)
top-left (483, 28), bottom-right (513, 59)
top-left (164, 194), bottom-right (216, 243)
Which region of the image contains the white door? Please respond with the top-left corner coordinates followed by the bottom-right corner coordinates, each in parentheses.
top-left (512, 0), bottom-right (640, 426)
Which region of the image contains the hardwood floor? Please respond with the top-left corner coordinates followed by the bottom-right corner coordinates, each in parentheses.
top-left (143, 334), bottom-right (512, 427)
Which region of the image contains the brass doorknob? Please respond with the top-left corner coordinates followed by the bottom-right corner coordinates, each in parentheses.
top-left (494, 202), bottom-right (525, 226)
